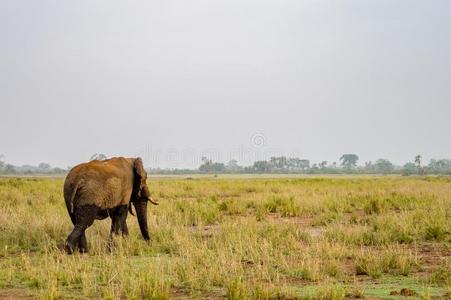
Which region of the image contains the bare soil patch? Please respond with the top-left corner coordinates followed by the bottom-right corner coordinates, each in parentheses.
top-left (390, 288), bottom-right (417, 296)
top-left (0, 289), bottom-right (34, 300)
top-left (412, 243), bottom-right (450, 269)
top-left (266, 214), bottom-right (326, 237)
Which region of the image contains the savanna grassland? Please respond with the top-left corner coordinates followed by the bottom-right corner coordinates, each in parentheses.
top-left (0, 176), bottom-right (450, 299)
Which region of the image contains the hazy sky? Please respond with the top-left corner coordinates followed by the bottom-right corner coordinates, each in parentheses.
top-left (1, 0), bottom-right (450, 168)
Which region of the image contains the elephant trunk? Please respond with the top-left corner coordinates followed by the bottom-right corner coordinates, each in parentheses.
top-left (133, 201), bottom-right (150, 240)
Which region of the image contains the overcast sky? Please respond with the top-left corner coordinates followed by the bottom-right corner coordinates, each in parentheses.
top-left (1, 0), bottom-right (450, 168)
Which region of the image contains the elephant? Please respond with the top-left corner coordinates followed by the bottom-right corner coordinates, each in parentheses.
top-left (63, 157), bottom-right (158, 253)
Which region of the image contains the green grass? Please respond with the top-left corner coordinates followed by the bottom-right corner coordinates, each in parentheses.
top-left (0, 176), bottom-right (449, 299)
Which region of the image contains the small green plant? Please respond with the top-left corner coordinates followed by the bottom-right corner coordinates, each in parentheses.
top-left (316, 284), bottom-right (347, 300)
top-left (226, 278), bottom-right (247, 300)
top-left (427, 265), bottom-right (451, 285)
top-left (263, 196), bottom-right (302, 217)
top-left (363, 197), bottom-right (387, 215)
top-left (355, 254), bottom-right (383, 278)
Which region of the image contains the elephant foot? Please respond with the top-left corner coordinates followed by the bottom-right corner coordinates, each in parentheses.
top-left (78, 246), bottom-right (89, 254)
top-left (64, 241), bottom-right (75, 255)
top-left (63, 242), bottom-right (90, 254)
top-left (78, 233), bottom-right (89, 253)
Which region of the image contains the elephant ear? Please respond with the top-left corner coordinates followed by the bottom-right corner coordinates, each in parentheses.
top-left (133, 157), bottom-right (147, 183)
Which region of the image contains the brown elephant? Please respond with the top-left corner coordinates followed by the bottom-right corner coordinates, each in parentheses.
top-left (63, 157), bottom-right (157, 253)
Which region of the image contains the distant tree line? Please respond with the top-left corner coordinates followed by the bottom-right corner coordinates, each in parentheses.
top-left (194, 154), bottom-right (451, 176)
top-left (0, 153), bottom-right (109, 176)
top-left (0, 159), bottom-right (67, 175)
top-left (1, 153), bottom-right (451, 176)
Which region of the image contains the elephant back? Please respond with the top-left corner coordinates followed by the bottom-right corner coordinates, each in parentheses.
top-left (64, 158), bottom-right (134, 210)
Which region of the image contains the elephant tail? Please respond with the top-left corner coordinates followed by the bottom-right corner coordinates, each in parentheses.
top-left (68, 181), bottom-right (81, 215)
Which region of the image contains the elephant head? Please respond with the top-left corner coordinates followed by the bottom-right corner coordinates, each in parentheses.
top-left (131, 157), bottom-right (158, 240)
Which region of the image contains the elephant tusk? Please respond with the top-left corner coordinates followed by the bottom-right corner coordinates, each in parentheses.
top-left (128, 203), bottom-right (135, 216)
top-left (148, 196), bottom-right (159, 205)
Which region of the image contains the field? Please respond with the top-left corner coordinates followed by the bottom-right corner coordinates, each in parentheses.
top-left (0, 176), bottom-right (450, 299)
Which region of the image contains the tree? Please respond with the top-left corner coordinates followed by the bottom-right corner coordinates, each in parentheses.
top-left (211, 162), bottom-right (226, 173)
top-left (438, 159), bottom-right (451, 170)
top-left (364, 161), bottom-right (374, 172)
top-left (373, 159), bottom-right (394, 174)
top-left (199, 157), bottom-right (212, 173)
top-left (298, 160), bottom-right (310, 170)
top-left (402, 162), bottom-right (417, 176)
top-left (428, 159), bottom-right (451, 173)
top-left (287, 158), bottom-right (300, 171)
top-left (269, 157), bottom-right (288, 171)
top-left (4, 164), bottom-right (16, 174)
top-left (0, 154), bottom-right (4, 171)
top-left (199, 157), bottom-right (225, 173)
top-left (38, 163), bottom-right (51, 171)
top-left (319, 161), bottom-right (328, 169)
top-left (437, 159), bottom-right (451, 171)
top-left (50, 167), bottom-right (66, 174)
top-left (414, 155), bottom-right (421, 168)
top-left (340, 154), bottom-right (359, 170)
top-left (226, 160), bottom-right (242, 173)
top-left (90, 153), bottom-right (107, 161)
top-left (253, 161), bottom-right (271, 173)
top-left (414, 155), bottom-right (423, 175)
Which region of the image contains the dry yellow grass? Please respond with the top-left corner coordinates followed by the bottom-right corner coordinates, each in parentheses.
top-left (0, 176), bottom-right (449, 299)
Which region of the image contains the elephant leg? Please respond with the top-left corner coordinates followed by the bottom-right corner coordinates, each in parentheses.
top-left (108, 205), bottom-right (128, 251)
top-left (78, 232), bottom-right (88, 253)
top-left (110, 205), bottom-right (129, 236)
top-left (65, 205), bottom-right (98, 254)
top-left (118, 205), bottom-right (129, 237)
top-left (96, 209), bottom-right (109, 220)
top-left (121, 219), bottom-right (129, 236)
